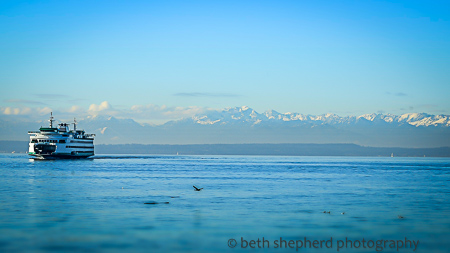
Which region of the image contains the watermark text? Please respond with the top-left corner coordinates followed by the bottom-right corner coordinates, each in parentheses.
top-left (227, 237), bottom-right (419, 251)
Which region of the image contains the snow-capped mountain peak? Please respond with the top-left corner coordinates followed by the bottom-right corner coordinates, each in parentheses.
top-left (189, 107), bottom-right (450, 127)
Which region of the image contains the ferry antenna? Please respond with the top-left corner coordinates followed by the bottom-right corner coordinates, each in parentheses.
top-left (49, 112), bottom-right (55, 128)
top-left (72, 118), bottom-right (77, 131)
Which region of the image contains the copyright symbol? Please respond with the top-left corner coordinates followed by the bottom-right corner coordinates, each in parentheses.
top-left (228, 238), bottom-right (237, 248)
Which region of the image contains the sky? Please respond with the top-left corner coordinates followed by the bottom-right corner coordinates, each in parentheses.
top-left (1, 0), bottom-right (449, 124)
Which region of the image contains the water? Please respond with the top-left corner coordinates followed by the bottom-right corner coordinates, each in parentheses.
top-left (0, 154), bottom-right (449, 253)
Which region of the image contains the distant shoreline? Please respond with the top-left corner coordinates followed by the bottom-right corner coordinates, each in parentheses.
top-left (2, 141), bottom-right (449, 157)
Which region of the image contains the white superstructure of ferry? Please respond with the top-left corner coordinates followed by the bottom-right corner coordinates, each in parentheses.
top-left (28, 113), bottom-right (95, 159)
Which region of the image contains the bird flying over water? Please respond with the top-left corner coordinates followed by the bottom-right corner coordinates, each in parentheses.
top-left (193, 185), bottom-right (203, 191)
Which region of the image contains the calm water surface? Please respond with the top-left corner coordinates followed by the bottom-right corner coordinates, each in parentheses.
top-left (0, 154), bottom-right (449, 252)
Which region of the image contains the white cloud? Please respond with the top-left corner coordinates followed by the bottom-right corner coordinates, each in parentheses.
top-left (87, 101), bottom-right (118, 116)
top-left (3, 107), bottom-right (17, 115)
top-left (88, 101), bottom-right (111, 113)
top-left (2, 107), bottom-right (33, 115)
top-left (0, 101), bottom-right (207, 124)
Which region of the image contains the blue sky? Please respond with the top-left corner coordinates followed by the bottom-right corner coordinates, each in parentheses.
top-left (1, 0), bottom-right (449, 123)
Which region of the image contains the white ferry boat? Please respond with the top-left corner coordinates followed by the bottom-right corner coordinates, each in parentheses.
top-left (28, 113), bottom-right (95, 159)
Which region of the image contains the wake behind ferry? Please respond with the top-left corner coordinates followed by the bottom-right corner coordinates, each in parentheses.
top-left (28, 113), bottom-right (95, 159)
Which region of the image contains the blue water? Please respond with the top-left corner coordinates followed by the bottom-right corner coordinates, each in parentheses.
top-left (0, 154), bottom-right (449, 253)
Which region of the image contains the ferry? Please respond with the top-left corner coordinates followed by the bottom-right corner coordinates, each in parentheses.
top-left (28, 113), bottom-right (95, 159)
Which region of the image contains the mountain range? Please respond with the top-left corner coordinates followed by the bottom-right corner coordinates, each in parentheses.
top-left (1, 106), bottom-right (449, 148)
top-left (190, 106), bottom-right (450, 127)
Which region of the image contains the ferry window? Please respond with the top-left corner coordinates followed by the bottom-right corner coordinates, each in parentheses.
top-left (59, 140), bottom-right (66, 143)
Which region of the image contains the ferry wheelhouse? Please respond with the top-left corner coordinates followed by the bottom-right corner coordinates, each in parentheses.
top-left (28, 113), bottom-right (95, 159)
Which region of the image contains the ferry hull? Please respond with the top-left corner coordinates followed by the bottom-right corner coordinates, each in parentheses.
top-left (28, 152), bottom-right (94, 159)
